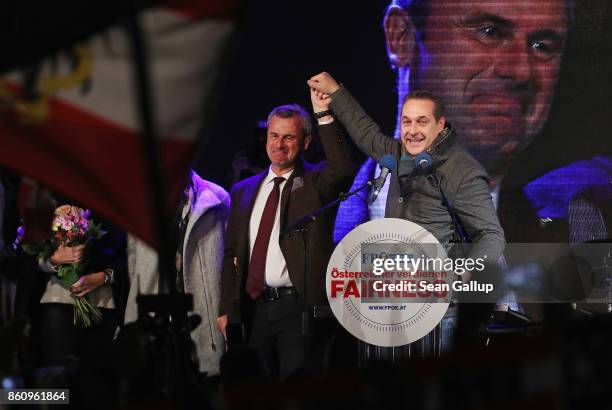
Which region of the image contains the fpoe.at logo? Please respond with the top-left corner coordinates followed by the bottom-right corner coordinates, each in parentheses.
top-left (326, 218), bottom-right (451, 347)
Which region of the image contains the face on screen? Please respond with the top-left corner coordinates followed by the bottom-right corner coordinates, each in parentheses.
top-left (402, 0), bottom-right (568, 175)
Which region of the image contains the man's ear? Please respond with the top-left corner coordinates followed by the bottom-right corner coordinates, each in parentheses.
top-left (384, 5), bottom-right (417, 69)
top-left (437, 115), bottom-right (446, 131)
top-left (303, 135), bottom-right (312, 151)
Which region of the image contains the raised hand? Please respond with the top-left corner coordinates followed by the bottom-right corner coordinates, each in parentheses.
top-left (307, 72), bottom-right (341, 95)
top-left (310, 87), bottom-right (332, 113)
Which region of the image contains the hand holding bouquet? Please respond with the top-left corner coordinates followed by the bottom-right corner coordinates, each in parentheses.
top-left (21, 205), bottom-right (106, 327)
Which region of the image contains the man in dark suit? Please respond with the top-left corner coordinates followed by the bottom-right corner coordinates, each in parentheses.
top-left (217, 95), bottom-right (353, 379)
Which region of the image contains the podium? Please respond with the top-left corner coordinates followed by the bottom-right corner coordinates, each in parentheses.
top-left (315, 304), bottom-right (458, 367)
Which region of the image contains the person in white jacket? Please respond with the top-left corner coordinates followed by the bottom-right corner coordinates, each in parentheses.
top-left (124, 170), bottom-right (230, 376)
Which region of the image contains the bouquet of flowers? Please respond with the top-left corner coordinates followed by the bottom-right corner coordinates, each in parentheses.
top-left (20, 205), bottom-right (106, 327)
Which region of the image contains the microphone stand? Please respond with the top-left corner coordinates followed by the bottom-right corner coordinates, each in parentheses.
top-left (281, 179), bottom-right (373, 370)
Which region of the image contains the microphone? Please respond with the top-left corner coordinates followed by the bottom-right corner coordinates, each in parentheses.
top-left (370, 154), bottom-right (397, 203)
top-left (415, 152), bottom-right (440, 188)
top-left (414, 152), bottom-right (433, 173)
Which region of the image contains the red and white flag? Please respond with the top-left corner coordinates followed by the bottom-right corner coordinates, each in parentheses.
top-left (0, 1), bottom-right (238, 247)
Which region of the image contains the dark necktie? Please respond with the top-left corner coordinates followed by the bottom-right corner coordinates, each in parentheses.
top-left (247, 176), bottom-right (285, 299)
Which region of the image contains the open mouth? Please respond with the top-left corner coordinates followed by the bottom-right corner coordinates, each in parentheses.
top-left (405, 135), bottom-right (425, 144)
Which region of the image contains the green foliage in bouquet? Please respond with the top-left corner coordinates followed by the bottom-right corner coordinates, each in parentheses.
top-left (20, 205), bottom-right (107, 327)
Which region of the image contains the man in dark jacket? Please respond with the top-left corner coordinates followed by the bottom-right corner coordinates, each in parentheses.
top-left (308, 72), bottom-right (505, 263)
top-left (217, 98), bottom-right (353, 379)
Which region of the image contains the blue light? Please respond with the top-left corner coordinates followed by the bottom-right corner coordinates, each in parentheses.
top-left (2, 376), bottom-right (17, 389)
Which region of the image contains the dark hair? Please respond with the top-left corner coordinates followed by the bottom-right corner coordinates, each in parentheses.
top-left (266, 103), bottom-right (313, 140)
top-left (403, 89), bottom-right (445, 120)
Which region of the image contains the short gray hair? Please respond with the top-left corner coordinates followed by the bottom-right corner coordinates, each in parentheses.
top-left (266, 103), bottom-right (313, 140)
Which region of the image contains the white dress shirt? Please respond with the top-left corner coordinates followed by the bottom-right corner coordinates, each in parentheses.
top-left (249, 167), bottom-right (294, 288)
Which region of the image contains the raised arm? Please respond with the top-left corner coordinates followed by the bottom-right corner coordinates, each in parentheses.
top-left (308, 72), bottom-right (397, 161)
top-left (309, 85), bottom-right (354, 201)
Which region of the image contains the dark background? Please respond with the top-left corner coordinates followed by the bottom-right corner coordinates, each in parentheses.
top-left (198, 0), bottom-right (395, 187)
top-left (2, 0), bottom-right (611, 192)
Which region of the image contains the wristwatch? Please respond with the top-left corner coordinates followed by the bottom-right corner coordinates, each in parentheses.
top-left (103, 269), bottom-right (114, 285)
top-left (314, 109), bottom-right (333, 119)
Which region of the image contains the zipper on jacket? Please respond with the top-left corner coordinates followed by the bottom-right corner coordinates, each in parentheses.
top-left (199, 257), bottom-right (217, 352)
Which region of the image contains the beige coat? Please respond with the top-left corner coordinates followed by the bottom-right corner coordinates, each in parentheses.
top-left (125, 172), bottom-right (229, 375)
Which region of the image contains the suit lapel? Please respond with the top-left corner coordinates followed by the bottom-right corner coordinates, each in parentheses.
top-left (279, 160), bottom-right (304, 229)
top-left (238, 171), bottom-right (267, 257)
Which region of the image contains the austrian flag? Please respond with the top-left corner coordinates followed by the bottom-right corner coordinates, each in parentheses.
top-left (0, 1), bottom-right (239, 247)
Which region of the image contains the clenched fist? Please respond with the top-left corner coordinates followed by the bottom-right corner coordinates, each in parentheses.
top-left (307, 72), bottom-right (341, 95)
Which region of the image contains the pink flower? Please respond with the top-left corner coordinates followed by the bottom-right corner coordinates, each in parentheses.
top-left (60, 220), bottom-right (72, 231)
top-left (51, 204), bottom-right (93, 245)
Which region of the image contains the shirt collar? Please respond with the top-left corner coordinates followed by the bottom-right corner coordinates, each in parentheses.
top-left (264, 167), bottom-right (293, 184)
